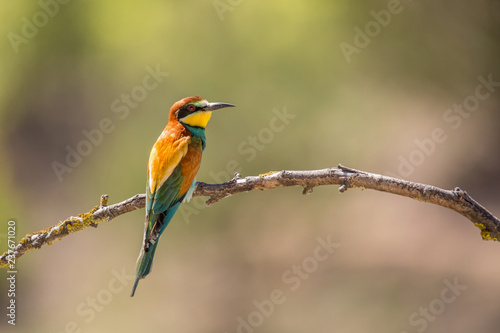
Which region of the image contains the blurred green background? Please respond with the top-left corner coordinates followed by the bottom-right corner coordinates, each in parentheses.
top-left (1, 0), bottom-right (500, 332)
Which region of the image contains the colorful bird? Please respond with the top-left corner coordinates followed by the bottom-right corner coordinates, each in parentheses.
top-left (131, 96), bottom-right (235, 297)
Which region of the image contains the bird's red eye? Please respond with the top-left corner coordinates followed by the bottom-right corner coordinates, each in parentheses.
top-left (187, 104), bottom-right (196, 112)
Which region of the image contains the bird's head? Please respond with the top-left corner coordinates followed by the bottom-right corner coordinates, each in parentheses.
top-left (170, 96), bottom-right (235, 129)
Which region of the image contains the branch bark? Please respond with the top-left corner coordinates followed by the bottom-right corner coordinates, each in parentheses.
top-left (1, 165), bottom-right (499, 268)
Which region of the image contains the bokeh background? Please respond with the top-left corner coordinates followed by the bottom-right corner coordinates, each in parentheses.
top-left (1, 1), bottom-right (500, 332)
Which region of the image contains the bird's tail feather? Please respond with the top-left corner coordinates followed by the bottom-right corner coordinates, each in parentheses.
top-left (130, 202), bottom-right (181, 297)
top-left (130, 241), bottom-right (159, 297)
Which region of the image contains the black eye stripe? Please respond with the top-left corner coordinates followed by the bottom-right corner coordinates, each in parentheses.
top-left (176, 104), bottom-right (199, 119)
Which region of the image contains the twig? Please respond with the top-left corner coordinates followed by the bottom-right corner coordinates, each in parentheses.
top-left (1, 165), bottom-right (499, 268)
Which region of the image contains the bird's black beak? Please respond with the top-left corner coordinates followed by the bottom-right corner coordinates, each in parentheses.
top-left (203, 102), bottom-right (236, 111)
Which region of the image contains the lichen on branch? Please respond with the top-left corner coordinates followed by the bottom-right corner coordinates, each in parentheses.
top-left (1, 165), bottom-right (499, 268)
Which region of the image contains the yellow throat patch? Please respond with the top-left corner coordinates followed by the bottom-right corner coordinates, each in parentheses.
top-left (181, 111), bottom-right (212, 128)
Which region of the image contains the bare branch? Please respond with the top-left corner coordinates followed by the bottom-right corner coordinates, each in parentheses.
top-left (1, 165), bottom-right (499, 268)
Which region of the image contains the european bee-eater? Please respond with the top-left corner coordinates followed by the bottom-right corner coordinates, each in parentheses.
top-left (131, 96), bottom-right (235, 297)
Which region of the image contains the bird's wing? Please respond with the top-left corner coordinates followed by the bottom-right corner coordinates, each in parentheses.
top-left (150, 164), bottom-right (185, 214)
top-left (141, 135), bottom-right (190, 250)
top-left (147, 135), bottom-right (190, 204)
top-left (144, 134), bottom-right (203, 236)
